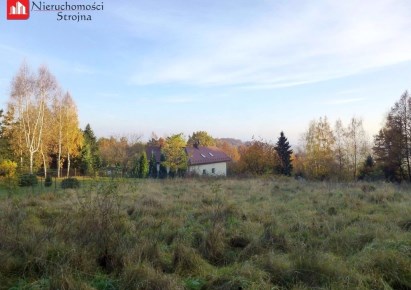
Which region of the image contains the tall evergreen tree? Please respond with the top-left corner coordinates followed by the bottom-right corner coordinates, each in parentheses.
top-left (138, 151), bottom-right (149, 178)
top-left (159, 153), bottom-right (167, 179)
top-left (275, 131), bottom-right (293, 176)
top-left (0, 109), bottom-right (12, 162)
top-left (148, 152), bottom-right (157, 178)
top-left (80, 143), bottom-right (93, 176)
top-left (358, 154), bottom-right (378, 181)
top-left (131, 156), bottom-right (139, 178)
top-left (373, 121), bottom-right (404, 181)
top-left (80, 124), bottom-right (101, 175)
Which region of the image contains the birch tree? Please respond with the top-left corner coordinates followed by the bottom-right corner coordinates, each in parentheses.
top-left (8, 63), bottom-right (57, 174)
top-left (334, 119), bottom-right (347, 179)
top-left (63, 92), bottom-right (83, 177)
top-left (39, 105), bottom-right (53, 178)
top-left (303, 117), bottom-right (335, 179)
top-left (52, 90), bottom-right (64, 177)
top-left (346, 117), bottom-right (369, 180)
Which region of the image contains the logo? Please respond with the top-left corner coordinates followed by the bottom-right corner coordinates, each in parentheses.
top-left (7, 0), bottom-right (30, 20)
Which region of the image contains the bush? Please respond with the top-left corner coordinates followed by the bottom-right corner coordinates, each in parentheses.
top-left (0, 160), bottom-right (17, 178)
top-left (19, 174), bottom-right (38, 187)
top-left (44, 175), bottom-right (52, 187)
top-left (61, 178), bottom-right (80, 189)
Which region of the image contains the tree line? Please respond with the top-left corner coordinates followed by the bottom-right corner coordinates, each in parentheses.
top-left (0, 63), bottom-right (410, 182)
top-left (0, 63), bottom-right (83, 179)
top-left (293, 91), bottom-right (411, 182)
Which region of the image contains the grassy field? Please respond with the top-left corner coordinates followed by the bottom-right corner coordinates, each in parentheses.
top-left (0, 177), bottom-right (410, 290)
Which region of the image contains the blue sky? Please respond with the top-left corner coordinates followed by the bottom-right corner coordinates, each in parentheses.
top-left (1, 0), bottom-right (411, 145)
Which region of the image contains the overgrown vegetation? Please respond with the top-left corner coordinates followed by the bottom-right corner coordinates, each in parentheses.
top-left (0, 178), bottom-right (410, 289)
top-left (18, 173), bottom-right (38, 187)
top-left (44, 175), bottom-right (52, 187)
top-left (61, 177), bottom-right (80, 189)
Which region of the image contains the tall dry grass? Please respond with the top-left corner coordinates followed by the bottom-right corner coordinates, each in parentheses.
top-left (0, 177), bottom-right (410, 289)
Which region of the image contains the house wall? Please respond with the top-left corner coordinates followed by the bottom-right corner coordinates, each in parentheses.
top-left (188, 162), bottom-right (227, 176)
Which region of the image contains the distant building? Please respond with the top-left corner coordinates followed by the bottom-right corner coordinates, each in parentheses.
top-left (146, 145), bottom-right (163, 176)
top-left (146, 143), bottom-right (231, 177)
top-left (185, 144), bottom-right (231, 176)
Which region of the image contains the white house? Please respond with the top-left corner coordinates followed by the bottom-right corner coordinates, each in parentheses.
top-left (146, 143), bottom-right (231, 177)
top-left (185, 144), bottom-right (231, 176)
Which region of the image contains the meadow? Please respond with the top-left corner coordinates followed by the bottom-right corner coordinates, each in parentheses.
top-left (0, 177), bottom-right (410, 290)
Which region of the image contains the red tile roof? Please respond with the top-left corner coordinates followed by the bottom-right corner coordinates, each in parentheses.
top-left (185, 146), bottom-right (231, 165)
top-left (146, 145), bottom-right (231, 166)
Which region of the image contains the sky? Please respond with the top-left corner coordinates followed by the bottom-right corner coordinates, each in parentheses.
top-left (1, 0), bottom-right (411, 145)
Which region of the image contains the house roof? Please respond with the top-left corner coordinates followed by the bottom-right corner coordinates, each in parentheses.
top-left (146, 146), bottom-right (162, 163)
top-left (146, 145), bottom-right (231, 166)
top-left (185, 146), bottom-right (231, 166)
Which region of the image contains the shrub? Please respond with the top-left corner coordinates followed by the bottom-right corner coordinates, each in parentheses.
top-left (61, 178), bottom-right (80, 189)
top-left (0, 160), bottom-right (17, 178)
top-left (19, 173), bottom-right (38, 187)
top-left (44, 175), bottom-right (52, 187)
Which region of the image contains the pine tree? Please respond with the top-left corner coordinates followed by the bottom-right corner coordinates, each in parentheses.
top-left (130, 156), bottom-right (139, 178)
top-left (0, 109), bottom-right (13, 162)
top-left (80, 143), bottom-right (93, 176)
top-left (358, 155), bottom-right (377, 181)
top-left (80, 124), bottom-right (101, 175)
top-left (274, 131), bottom-right (293, 176)
top-left (159, 153), bottom-right (167, 179)
top-left (138, 152), bottom-right (149, 178)
top-left (148, 152), bottom-right (157, 178)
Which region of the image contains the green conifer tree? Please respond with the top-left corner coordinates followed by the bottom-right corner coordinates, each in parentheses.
top-left (80, 124), bottom-right (101, 175)
top-left (274, 131), bottom-right (293, 176)
top-left (131, 156), bottom-right (139, 178)
top-left (138, 151), bottom-right (149, 178)
top-left (148, 152), bottom-right (157, 178)
top-left (159, 153), bottom-right (167, 179)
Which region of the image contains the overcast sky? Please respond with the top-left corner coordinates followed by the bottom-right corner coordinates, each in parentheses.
top-left (1, 0), bottom-right (411, 145)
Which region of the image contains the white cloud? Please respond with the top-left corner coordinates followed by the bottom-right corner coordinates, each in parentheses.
top-left (122, 0), bottom-right (411, 88)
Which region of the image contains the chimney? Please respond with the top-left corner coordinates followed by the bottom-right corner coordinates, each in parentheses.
top-left (194, 140), bottom-right (200, 149)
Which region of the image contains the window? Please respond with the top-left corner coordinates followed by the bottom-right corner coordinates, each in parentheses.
top-left (201, 154), bottom-right (206, 158)
top-left (202, 169), bottom-right (206, 175)
top-left (212, 168), bottom-right (216, 174)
